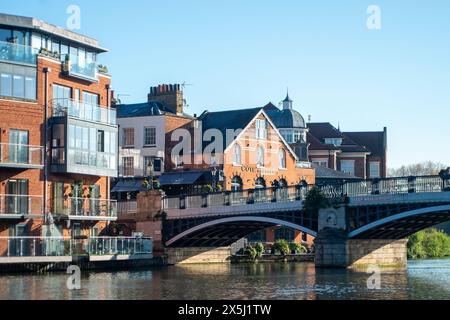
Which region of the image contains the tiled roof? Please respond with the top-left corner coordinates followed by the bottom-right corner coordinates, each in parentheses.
top-left (344, 131), bottom-right (386, 157)
top-left (199, 107), bottom-right (263, 150)
top-left (116, 101), bottom-right (194, 119)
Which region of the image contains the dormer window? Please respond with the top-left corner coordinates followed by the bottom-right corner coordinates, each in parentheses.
top-left (324, 138), bottom-right (342, 146)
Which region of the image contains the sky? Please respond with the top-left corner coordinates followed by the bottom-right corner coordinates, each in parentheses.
top-left (2, 0), bottom-right (450, 169)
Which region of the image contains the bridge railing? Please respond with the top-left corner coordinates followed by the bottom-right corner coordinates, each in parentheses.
top-left (162, 175), bottom-right (446, 211)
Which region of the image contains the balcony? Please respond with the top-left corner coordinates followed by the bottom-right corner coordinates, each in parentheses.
top-left (0, 41), bottom-right (38, 65)
top-left (62, 54), bottom-right (98, 82)
top-left (0, 236), bottom-right (152, 260)
top-left (0, 194), bottom-right (43, 219)
top-left (54, 197), bottom-right (117, 221)
top-left (0, 143), bottom-right (44, 169)
top-left (52, 98), bottom-right (117, 126)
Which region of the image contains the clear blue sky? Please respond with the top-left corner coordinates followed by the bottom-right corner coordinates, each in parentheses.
top-left (4, 0), bottom-right (450, 168)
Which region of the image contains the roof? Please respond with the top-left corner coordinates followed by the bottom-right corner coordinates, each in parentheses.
top-left (199, 107), bottom-right (262, 150)
top-left (312, 163), bottom-right (360, 180)
top-left (266, 108), bottom-right (307, 129)
top-left (111, 180), bottom-right (147, 193)
top-left (307, 123), bottom-right (346, 140)
top-left (158, 171), bottom-right (212, 186)
top-left (344, 131), bottom-right (386, 157)
top-left (116, 101), bottom-right (194, 119)
top-left (0, 12), bottom-right (107, 52)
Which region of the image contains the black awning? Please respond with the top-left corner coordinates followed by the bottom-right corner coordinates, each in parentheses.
top-left (111, 180), bottom-right (147, 193)
top-left (158, 171), bottom-right (212, 186)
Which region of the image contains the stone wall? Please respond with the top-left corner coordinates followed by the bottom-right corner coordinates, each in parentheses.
top-left (347, 239), bottom-right (408, 269)
top-left (166, 247), bottom-right (231, 265)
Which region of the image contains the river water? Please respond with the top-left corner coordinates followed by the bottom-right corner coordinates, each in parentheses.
top-left (0, 259), bottom-right (449, 300)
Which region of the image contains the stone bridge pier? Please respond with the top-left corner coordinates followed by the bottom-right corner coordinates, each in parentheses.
top-left (315, 206), bottom-right (408, 269)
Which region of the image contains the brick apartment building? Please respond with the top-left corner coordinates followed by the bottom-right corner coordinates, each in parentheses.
top-left (0, 13), bottom-right (118, 246)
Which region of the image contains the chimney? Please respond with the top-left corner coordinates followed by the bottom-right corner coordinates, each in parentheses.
top-left (148, 84), bottom-right (184, 115)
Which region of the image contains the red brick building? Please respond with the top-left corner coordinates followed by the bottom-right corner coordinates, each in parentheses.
top-left (0, 13), bottom-right (118, 246)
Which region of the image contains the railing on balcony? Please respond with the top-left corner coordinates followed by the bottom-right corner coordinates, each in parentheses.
top-left (0, 194), bottom-right (43, 216)
top-left (0, 41), bottom-right (38, 65)
top-left (62, 53), bottom-right (97, 81)
top-left (0, 236), bottom-right (152, 257)
top-left (51, 98), bottom-right (117, 126)
top-left (0, 143), bottom-right (44, 168)
top-left (162, 175), bottom-right (447, 210)
top-left (55, 197), bottom-right (117, 218)
top-left (117, 200), bottom-right (138, 215)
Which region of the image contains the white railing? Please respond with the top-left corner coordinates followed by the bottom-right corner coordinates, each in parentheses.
top-left (117, 200), bottom-right (138, 215)
top-left (52, 98), bottom-right (117, 126)
top-left (0, 143), bottom-right (44, 167)
top-left (0, 236), bottom-right (152, 257)
top-left (0, 194), bottom-right (44, 216)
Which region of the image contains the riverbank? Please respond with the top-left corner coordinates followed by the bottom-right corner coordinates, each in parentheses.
top-left (231, 253), bottom-right (315, 264)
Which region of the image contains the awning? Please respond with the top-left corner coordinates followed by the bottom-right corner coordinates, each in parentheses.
top-left (111, 180), bottom-right (147, 193)
top-left (158, 171), bottom-right (211, 186)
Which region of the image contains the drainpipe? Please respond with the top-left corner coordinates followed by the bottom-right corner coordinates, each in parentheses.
top-left (43, 67), bottom-right (51, 223)
top-left (106, 84), bottom-right (111, 200)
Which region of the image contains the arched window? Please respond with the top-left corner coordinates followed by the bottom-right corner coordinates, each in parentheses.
top-left (279, 149), bottom-right (286, 169)
top-left (233, 143), bottom-right (241, 165)
top-left (257, 146), bottom-right (264, 167)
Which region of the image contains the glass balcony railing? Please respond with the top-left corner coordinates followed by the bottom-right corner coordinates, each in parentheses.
top-left (54, 197), bottom-right (117, 218)
top-left (0, 41), bottom-right (38, 65)
top-left (0, 143), bottom-right (44, 168)
top-left (0, 194), bottom-right (44, 216)
top-left (62, 53), bottom-right (97, 81)
top-left (0, 236), bottom-right (152, 257)
top-left (52, 98), bottom-right (117, 126)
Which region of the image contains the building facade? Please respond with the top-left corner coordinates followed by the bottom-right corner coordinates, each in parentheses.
top-left (0, 13), bottom-right (118, 245)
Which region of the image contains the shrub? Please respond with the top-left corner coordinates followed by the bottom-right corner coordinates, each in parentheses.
top-left (408, 228), bottom-right (450, 259)
top-left (289, 242), bottom-right (308, 254)
top-left (303, 187), bottom-right (330, 213)
top-left (254, 243), bottom-right (265, 259)
top-left (273, 239), bottom-right (290, 256)
top-left (244, 246), bottom-right (257, 260)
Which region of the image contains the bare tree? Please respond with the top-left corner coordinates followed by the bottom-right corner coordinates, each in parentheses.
top-left (388, 161), bottom-right (448, 177)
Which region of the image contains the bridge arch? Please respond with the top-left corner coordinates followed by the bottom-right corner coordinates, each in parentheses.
top-left (348, 204), bottom-right (450, 239)
top-left (166, 216), bottom-right (317, 247)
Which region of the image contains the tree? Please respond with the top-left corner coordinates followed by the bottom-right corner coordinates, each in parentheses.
top-left (388, 161), bottom-right (448, 177)
top-left (303, 187), bottom-right (330, 214)
top-left (273, 239), bottom-right (290, 256)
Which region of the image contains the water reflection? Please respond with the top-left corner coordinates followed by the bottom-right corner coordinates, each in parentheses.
top-left (0, 260), bottom-right (450, 300)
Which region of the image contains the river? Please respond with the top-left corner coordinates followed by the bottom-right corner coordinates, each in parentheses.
top-left (0, 259), bottom-right (449, 300)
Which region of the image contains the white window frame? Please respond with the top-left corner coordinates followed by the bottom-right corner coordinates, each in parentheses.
top-left (324, 138), bottom-right (343, 146)
top-left (122, 128), bottom-right (134, 147)
top-left (255, 119), bottom-right (267, 140)
top-left (143, 127), bottom-right (156, 146)
top-left (257, 146), bottom-right (265, 167)
top-left (312, 159), bottom-right (328, 168)
top-left (340, 159), bottom-right (355, 176)
top-left (369, 161), bottom-right (381, 178)
top-left (233, 143), bottom-right (241, 166)
top-left (122, 157), bottom-right (134, 176)
top-left (279, 149), bottom-right (286, 169)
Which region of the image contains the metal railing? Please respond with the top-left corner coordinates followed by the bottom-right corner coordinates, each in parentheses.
top-left (51, 98), bottom-right (117, 126)
top-left (117, 200), bottom-right (138, 215)
top-left (0, 194), bottom-right (44, 216)
top-left (162, 175), bottom-right (447, 210)
top-left (0, 41), bottom-right (38, 65)
top-left (0, 143), bottom-right (44, 167)
top-left (56, 197), bottom-right (117, 218)
top-left (0, 236), bottom-right (152, 257)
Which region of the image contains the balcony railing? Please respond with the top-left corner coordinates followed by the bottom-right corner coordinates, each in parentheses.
top-left (0, 236), bottom-right (152, 257)
top-left (117, 200), bottom-right (138, 215)
top-left (0, 194), bottom-right (44, 216)
top-left (0, 143), bottom-right (44, 168)
top-left (54, 197), bottom-right (117, 218)
top-left (62, 53), bottom-right (97, 81)
top-left (0, 41), bottom-right (38, 65)
top-left (52, 98), bottom-right (117, 126)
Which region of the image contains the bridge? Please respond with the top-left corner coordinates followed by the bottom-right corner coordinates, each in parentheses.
top-left (161, 175), bottom-right (450, 267)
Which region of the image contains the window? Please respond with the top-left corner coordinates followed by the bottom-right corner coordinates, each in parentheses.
top-left (25, 76), bottom-right (35, 100)
top-left (143, 156), bottom-right (162, 175)
top-left (279, 149), bottom-right (286, 169)
top-left (122, 157), bottom-right (134, 176)
top-left (97, 130), bottom-right (105, 152)
top-left (281, 131), bottom-right (293, 143)
top-left (324, 138), bottom-right (343, 146)
top-left (53, 84), bottom-right (71, 111)
top-left (1, 73), bottom-right (12, 96)
top-left (312, 159), bottom-right (328, 167)
top-left (257, 146), bottom-right (264, 167)
top-left (370, 162), bottom-right (381, 178)
top-left (340, 160), bottom-right (355, 176)
top-left (144, 127), bottom-right (156, 146)
top-left (255, 119), bottom-right (267, 140)
top-left (12, 75), bottom-right (24, 98)
top-left (294, 131), bottom-right (306, 143)
top-left (233, 143), bottom-right (241, 165)
top-left (82, 91), bottom-right (99, 106)
top-left (122, 128), bottom-right (134, 147)
top-left (153, 158), bottom-right (162, 172)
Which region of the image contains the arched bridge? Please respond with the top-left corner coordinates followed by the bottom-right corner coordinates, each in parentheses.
top-left (162, 175), bottom-right (450, 248)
